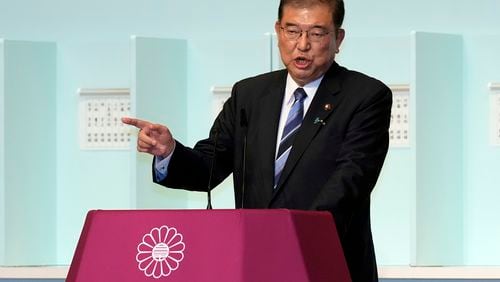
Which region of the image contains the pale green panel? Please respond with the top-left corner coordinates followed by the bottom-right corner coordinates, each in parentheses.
top-left (3, 40), bottom-right (57, 265)
top-left (336, 35), bottom-right (413, 265)
top-left (412, 32), bottom-right (463, 265)
top-left (55, 40), bottom-right (133, 265)
top-left (462, 35), bottom-right (500, 265)
top-left (131, 36), bottom-right (188, 209)
top-left (185, 37), bottom-right (270, 209)
top-left (0, 39), bottom-right (5, 264)
top-left (337, 35), bottom-right (412, 84)
top-left (186, 37), bottom-right (271, 143)
top-left (371, 151), bottom-right (413, 265)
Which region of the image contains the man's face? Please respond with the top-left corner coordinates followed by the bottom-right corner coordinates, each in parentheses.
top-left (275, 4), bottom-right (345, 86)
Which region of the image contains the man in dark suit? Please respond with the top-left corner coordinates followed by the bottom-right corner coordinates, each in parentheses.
top-left (123, 0), bottom-right (392, 281)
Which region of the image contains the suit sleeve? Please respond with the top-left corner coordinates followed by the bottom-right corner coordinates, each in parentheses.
top-left (309, 84), bottom-right (392, 235)
top-left (153, 87), bottom-right (239, 191)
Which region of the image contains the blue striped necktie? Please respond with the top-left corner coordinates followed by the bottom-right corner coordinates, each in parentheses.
top-left (274, 87), bottom-right (307, 189)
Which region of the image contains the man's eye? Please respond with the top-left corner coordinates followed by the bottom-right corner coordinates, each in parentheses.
top-left (310, 30), bottom-right (326, 37)
top-left (287, 30), bottom-right (300, 35)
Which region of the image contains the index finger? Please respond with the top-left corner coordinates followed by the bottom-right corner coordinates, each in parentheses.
top-left (121, 117), bottom-right (151, 129)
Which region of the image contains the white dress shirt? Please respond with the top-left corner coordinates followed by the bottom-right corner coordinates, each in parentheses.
top-left (275, 74), bottom-right (323, 158)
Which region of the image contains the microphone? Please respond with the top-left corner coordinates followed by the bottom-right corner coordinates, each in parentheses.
top-left (206, 129), bottom-right (219, 210)
top-left (240, 109), bottom-right (248, 209)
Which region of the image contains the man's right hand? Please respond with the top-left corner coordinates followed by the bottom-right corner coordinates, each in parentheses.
top-left (121, 117), bottom-right (175, 158)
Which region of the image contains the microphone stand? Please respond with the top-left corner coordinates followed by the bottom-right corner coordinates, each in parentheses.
top-left (206, 130), bottom-right (219, 210)
top-left (240, 109), bottom-right (248, 209)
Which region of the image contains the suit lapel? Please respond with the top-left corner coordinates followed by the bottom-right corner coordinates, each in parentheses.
top-left (273, 63), bottom-right (342, 193)
top-left (254, 73), bottom-right (287, 199)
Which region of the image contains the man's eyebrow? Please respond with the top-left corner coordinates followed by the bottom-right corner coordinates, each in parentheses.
top-left (283, 22), bottom-right (329, 29)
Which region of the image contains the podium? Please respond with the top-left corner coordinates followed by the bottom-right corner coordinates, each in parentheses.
top-left (67, 209), bottom-right (351, 282)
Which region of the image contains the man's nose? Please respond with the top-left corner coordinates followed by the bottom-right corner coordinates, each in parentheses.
top-left (296, 32), bottom-right (311, 51)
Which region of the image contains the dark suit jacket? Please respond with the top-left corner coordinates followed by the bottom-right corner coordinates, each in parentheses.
top-left (155, 62), bottom-right (392, 282)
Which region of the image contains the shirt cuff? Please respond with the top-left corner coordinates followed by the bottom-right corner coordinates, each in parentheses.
top-left (154, 143), bottom-right (175, 182)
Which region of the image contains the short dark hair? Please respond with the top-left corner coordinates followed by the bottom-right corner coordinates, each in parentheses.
top-left (277, 0), bottom-right (345, 29)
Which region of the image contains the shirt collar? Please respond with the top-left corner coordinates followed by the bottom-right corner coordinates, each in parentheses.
top-left (284, 74), bottom-right (324, 106)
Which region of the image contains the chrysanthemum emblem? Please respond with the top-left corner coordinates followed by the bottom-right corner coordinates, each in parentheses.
top-left (136, 225), bottom-right (186, 279)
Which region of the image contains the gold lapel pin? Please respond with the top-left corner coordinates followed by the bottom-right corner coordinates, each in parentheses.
top-left (324, 103), bottom-right (332, 111)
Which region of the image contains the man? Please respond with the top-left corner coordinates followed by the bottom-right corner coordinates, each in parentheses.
top-left (123, 0), bottom-right (392, 280)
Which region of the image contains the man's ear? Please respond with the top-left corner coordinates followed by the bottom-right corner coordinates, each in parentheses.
top-left (335, 28), bottom-right (345, 53)
top-left (274, 21), bottom-right (281, 35)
